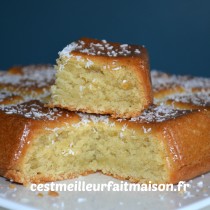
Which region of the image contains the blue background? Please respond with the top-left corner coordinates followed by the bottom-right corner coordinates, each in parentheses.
top-left (0, 0), bottom-right (210, 77)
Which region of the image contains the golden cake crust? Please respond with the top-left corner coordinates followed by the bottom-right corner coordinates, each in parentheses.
top-left (157, 110), bottom-right (210, 183)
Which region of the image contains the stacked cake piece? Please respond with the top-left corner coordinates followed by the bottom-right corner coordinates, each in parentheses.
top-left (0, 38), bottom-right (210, 185)
top-left (49, 38), bottom-right (153, 118)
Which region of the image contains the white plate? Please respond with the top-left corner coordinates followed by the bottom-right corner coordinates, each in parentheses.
top-left (0, 173), bottom-right (210, 210)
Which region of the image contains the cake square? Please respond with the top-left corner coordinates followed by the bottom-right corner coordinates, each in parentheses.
top-left (49, 38), bottom-right (153, 118)
top-left (1, 101), bottom-right (210, 185)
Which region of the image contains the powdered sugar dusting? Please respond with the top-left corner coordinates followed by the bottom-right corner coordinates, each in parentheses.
top-left (0, 90), bottom-right (14, 102)
top-left (0, 100), bottom-right (67, 121)
top-left (166, 92), bottom-right (210, 107)
top-left (129, 105), bottom-right (191, 123)
top-left (59, 42), bottom-right (79, 58)
top-left (59, 38), bottom-right (143, 58)
top-left (151, 70), bottom-right (210, 93)
top-left (72, 105), bottom-right (192, 124)
top-left (0, 65), bottom-right (55, 88)
top-left (72, 112), bottom-right (111, 128)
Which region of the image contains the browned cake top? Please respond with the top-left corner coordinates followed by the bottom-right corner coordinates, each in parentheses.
top-left (0, 100), bottom-right (70, 121)
top-left (0, 65), bottom-right (55, 89)
top-left (167, 92), bottom-right (210, 107)
top-left (128, 105), bottom-right (191, 123)
top-left (151, 70), bottom-right (210, 92)
top-left (59, 37), bottom-right (145, 58)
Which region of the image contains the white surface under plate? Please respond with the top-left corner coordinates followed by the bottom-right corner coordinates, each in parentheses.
top-left (0, 172), bottom-right (210, 210)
